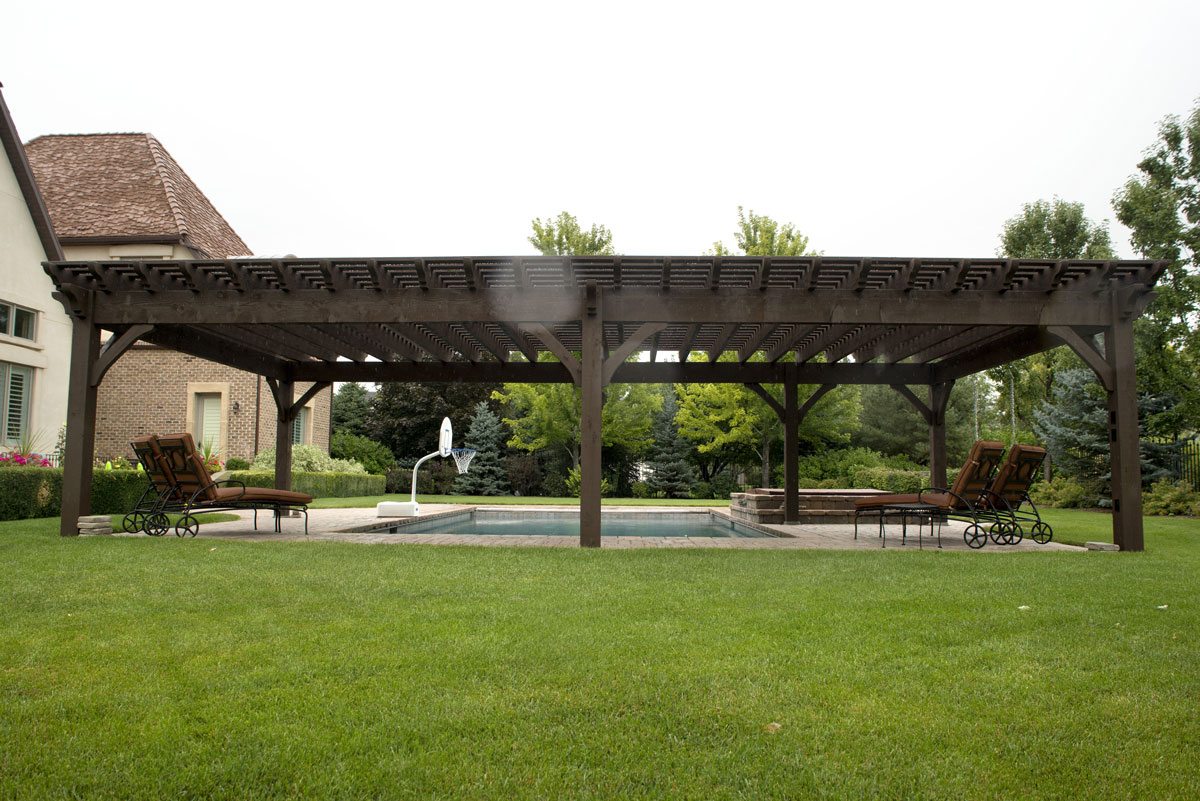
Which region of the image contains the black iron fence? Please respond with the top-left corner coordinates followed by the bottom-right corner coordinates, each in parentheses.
top-left (1171, 439), bottom-right (1200, 490)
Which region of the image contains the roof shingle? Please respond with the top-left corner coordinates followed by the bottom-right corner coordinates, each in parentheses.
top-left (25, 133), bottom-right (250, 258)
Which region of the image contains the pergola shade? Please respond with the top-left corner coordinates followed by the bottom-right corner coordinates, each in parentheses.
top-left (46, 255), bottom-right (1165, 550)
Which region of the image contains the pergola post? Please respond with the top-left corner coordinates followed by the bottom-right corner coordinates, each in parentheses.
top-left (272, 378), bottom-right (295, 493)
top-left (929, 382), bottom-right (954, 490)
top-left (60, 317), bottom-right (100, 536)
top-left (783, 368), bottom-right (799, 523)
top-left (1105, 315), bottom-right (1143, 551)
top-left (580, 286), bottom-right (604, 548)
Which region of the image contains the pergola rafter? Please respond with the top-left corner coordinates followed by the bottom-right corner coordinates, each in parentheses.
top-left (47, 255), bottom-right (1166, 550)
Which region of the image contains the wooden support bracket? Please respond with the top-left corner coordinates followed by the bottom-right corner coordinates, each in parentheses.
top-left (745, 383), bottom-right (784, 419)
top-left (603, 322), bottom-right (667, 385)
top-left (1048, 325), bottom-right (1114, 391)
top-left (520, 323), bottom-right (581, 384)
top-left (890, 384), bottom-right (933, 424)
top-left (90, 324), bottom-right (153, 386)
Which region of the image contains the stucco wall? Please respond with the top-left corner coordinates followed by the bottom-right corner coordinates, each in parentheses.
top-left (0, 148), bottom-right (71, 449)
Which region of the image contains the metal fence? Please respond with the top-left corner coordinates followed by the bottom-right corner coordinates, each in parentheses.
top-left (1171, 439), bottom-right (1200, 490)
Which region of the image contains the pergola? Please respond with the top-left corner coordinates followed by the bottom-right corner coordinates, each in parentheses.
top-left (47, 256), bottom-right (1165, 550)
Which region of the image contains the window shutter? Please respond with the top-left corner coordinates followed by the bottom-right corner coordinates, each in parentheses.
top-left (4, 366), bottom-right (31, 445)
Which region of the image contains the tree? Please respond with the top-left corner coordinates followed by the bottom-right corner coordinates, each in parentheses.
top-left (331, 382), bottom-right (372, 438)
top-left (1113, 98), bottom-right (1200, 435)
top-left (644, 390), bottom-right (698, 498)
top-left (493, 370), bottom-right (663, 468)
top-left (368, 382), bottom-right (499, 462)
top-left (854, 383), bottom-right (975, 467)
top-left (711, 206), bottom-right (812, 257)
top-left (453, 401), bottom-right (511, 496)
top-left (1033, 368), bottom-right (1176, 496)
top-left (988, 198), bottom-right (1116, 445)
top-left (674, 356), bottom-right (861, 487)
top-left (528, 211), bottom-right (615, 256)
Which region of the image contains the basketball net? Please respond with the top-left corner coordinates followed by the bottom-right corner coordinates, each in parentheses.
top-left (451, 448), bottom-right (476, 475)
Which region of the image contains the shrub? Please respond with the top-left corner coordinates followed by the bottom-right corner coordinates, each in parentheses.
top-left (564, 467), bottom-right (612, 498)
top-left (225, 457), bottom-right (250, 471)
top-left (794, 447), bottom-right (921, 485)
top-left (1029, 477), bottom-right (1097, 509)
top-left (385, 461), bottom-right (459, 495)
top-left (250, 445), bottom-right (365, 474)
top-left (330, 432), bottom-right (395, 475)
top-left (1142, 480), bottom-right (1200, 516)
top-left (630, 481), bottom-right (651, 499)
top-left (0, 467), bottom-right (149, 521)
top-left (225, 471), bottom-right (384, 498)
top-left (848, 466), bottom-right (925, 494)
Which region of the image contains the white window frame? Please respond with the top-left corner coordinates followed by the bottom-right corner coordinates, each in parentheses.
top-left (185, 382), bottom-right (230, 457)
top-left (0, 300), bottom-right (38, 343)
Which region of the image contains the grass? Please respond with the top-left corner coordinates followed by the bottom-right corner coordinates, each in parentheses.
top-left (2, 513), bottom-right (1198, 799)
top-left (310, 494), bottom-right (723, 509)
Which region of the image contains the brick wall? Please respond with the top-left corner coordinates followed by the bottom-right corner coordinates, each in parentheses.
top-left (96, 345), bottom-right (332, 462)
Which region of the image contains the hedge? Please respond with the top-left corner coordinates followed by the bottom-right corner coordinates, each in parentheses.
top-left (225, 471), bottom-right (384, 498)
top-left (0, 467), bottom-right (149, 522)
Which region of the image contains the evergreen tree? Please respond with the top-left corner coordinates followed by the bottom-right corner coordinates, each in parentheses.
top-left (645, 391), bottom-right (697, 498)
top-left (368, 381), bottom-right (498, 461)
top-left (1033, 368), bottom-right (1177, 495)
top-left (453, 401), bottom-right (511, 496)
top-left (331, 382), bottom-right (372, 438)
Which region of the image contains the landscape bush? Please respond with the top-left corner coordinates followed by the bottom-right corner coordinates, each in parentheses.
top-left (250, 445), bottom-right (365, 474)
top-left (330, 432), bottom-right (395, 475)
top-left (847, 466), bottom-right (925, 494)
top-left (564, 466), bottom-right (613, 498)
top-left (1029, 476), bottom-right (1097, 509)
top-left (385, 460), bottom-right (459, 495)
top-left (1141, 479), bottom-right (1200, 516)
top-left (0, 467), bottom-right (149, 521)
top-left (224, 457), bottom-right (250, 471)
top-left (225, 471), bottom-right (384, 498)
top-left (795, 447), bottom-right (922, 485)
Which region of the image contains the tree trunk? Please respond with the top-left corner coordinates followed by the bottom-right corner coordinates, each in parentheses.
top-left (760, 434), bottom-right (771, 488)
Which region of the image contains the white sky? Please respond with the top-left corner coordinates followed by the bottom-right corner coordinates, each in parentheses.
top-left (5, 0), bottom-right (1199, 259)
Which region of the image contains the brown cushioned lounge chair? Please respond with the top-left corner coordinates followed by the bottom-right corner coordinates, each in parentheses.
top-left (853, 440), bottom-right (1007, 549)
top-left (150, 433), bottom-right (312, 537)
top-left (977, 443), bottom-right (1053, 544)
top-left (124, 434), bottom-right (187, 536)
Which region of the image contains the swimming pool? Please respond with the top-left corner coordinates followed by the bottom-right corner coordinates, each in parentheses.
top-left (360, 509), bottom-right (775, 538)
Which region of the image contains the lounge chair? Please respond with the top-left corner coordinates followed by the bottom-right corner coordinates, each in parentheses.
top-left (977, 444), bottom-right (1053, 544)
top-left (853, 440), bottom-right (1007, 549)
top-left (125, 434), bottom-right (187, 536)
top-left (144, 433), bottom-right (312, 537)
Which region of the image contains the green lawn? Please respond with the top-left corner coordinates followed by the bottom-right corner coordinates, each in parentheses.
top-left (2, 512), bottom-right (1198, 799)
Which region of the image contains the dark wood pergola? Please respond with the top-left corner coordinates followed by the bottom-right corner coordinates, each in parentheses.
top-left (47, 256), bottom-right (1165, 549)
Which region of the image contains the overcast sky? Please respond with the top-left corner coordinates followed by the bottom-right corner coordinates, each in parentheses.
top-left (5, 1), bottom-right (1199, 259)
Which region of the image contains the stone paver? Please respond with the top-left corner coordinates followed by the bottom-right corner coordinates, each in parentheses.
top-left (115, 504), bottom-right (1082, 552)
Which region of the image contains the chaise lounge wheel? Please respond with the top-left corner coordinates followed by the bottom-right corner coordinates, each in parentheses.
top-left (122, 512), bottom-right (145, 534)
top-left (174, 514), bottom-right (199, 538)
top-left (1030, 522), bottom-right (1053, 544)
top-left (145, 513), bottom-right (170, 537)
top-left (964, 524), bottom-right (987, 549)
top-left (988, 522), bottom-right (1008, 544)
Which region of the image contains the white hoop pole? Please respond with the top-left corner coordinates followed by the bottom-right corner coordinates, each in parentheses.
top-left (410, 450), bottom-right (440, 505)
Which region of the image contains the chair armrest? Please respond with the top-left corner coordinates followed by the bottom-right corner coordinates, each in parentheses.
top-left (186, 479), bottom-right (247, 506)
top-left (918, 486), bottom-right (978, 511)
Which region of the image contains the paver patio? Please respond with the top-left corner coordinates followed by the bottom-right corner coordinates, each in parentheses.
top-left (117, 505), bottom-right (1082, 551)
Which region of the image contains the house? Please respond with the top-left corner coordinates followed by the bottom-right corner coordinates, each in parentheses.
top-left (22, 129), bottom-right (331, 463)
top-left (0, 84), bottom-right (69, 456)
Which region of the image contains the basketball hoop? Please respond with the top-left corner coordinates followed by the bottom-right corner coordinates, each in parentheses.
top-left (451, 448), bottom-right (476, 474)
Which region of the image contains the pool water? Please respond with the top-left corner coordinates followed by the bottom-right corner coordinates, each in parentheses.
top-left (375, 510), bottom-right (771, 538)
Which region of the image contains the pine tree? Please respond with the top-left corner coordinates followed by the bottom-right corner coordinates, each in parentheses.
top-left (645, 392), bottom-right (698, 498)
top-left (1033, 368), bottom-right (1177, 495)
top-left (453, 401), bottom-right (511, 496)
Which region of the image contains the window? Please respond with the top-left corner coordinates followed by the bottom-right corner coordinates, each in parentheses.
top-left (193, 393), bottom-right (222, 450)
top-left (291, 406), bottom-right (311, 445)
top-left (0, 301), bottom-right (37, 342)
top-left (1, 362), bottom-right (33, 447)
